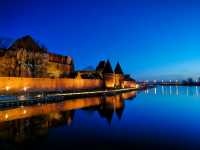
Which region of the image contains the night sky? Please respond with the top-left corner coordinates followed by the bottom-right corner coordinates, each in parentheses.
top-left (1, 0), bottom-right (200, 80)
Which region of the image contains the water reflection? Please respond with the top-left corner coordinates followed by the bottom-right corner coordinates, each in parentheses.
top-left (0, 91), bottom-right (136, 146)
top-left (196, 86), bottom-right (199, 96)
top-left (144, 86), bottom-right (200, 96)
top-left (176, 86), bottom-right (179, 96)
top-left (169, 86), bottom-right (172, 95)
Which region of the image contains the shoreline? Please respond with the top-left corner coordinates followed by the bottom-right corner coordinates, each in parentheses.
top-left (0, 87), bottom-right (137, 109)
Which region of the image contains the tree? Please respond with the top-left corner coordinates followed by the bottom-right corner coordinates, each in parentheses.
top-left (198, 77), bottom-right (200, 83)
top-left (182, 80), bottom-right (187, 85)
top-left (0, 38), bottom-right (13, 49)
top-left (187, 78), bottom-right (194, 84)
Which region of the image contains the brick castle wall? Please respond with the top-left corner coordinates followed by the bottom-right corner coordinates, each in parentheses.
top-left (103, 73), bottom-right (115, 88)
top-left (122, 80), bottom-right (136, 88)
top-left (0, 77), bottom-right (103, 93)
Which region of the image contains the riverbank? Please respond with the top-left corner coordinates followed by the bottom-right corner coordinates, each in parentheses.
top-left (0, 87), bottom-right (137, 109)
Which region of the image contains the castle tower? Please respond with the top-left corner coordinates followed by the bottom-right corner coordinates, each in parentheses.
top-left (102, 60), bottom-right (115, 88)
top-left (114, 62), bottom-right (124, 88)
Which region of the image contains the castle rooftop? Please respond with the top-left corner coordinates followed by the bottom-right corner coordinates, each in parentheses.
top-left (114, 62), bottom-right (123, 74)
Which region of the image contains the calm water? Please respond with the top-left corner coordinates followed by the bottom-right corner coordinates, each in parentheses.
top-left (1, 86), bottom-right (200, 150)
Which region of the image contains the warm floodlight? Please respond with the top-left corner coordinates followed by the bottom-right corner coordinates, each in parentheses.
top-left (6, 86), bottom-right (10, 91)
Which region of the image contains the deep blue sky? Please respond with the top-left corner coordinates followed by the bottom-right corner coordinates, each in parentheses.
top-left (1, 0), bottom-right (200, 80)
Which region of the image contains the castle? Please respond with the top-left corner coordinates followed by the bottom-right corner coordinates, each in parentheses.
top-left (0, 36), bottom-right (74, 78)
top-left (78, 60), bottom-right (136, 88)
top-left (0, 35), bottom-right (136, 91)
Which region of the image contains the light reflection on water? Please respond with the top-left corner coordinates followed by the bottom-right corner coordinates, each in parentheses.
top-left (144, 86), bottom-right (200, 97)
top-left (1, 87), bottom-right (200, 150)
top-left (0, 91), bottom-right (137, 150)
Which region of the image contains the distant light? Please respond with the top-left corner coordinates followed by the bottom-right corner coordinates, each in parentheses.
top-left (23, 87), bottom-right (27, 91)
top-left (5, 114), bottom-right (8, 119)
top-left (6, 86), bottom-right (10, 91)
top-left (170, 80), bottom-right (172, 82)
top-left (23, 110), bottom-right (26, 114)
top-left (196, 80), bottom-right (198, 82)
top-left (36, 94), bottom-right (42, 98)
top-left (153, 80), bottom-right (157, 83)
top-left (162, 80), bottom-right (164, 82)
top-left (176, 80), bottom-right (178, 82)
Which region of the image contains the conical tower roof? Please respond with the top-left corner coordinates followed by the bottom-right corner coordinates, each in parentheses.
top-left (96, 60), bottom-right (107, 72)
top-left (114, 62), bottom-right (123, 74)
top-left (102, 60), bottom-right (113, 74)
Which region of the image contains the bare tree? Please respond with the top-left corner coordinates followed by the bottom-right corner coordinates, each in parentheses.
top-left (0, 38), bottom-right (13, 49)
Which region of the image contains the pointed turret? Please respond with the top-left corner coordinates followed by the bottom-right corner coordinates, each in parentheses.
top-left (114, 62), bottom-right (123, 74)
top-left (103, 60), bottom-right (113, 74)
top-left (96, 60), bottom-right (107, 72)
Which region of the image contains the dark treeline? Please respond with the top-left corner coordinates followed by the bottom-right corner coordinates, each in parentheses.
top-left (182, 77), bottom-right (200, 86)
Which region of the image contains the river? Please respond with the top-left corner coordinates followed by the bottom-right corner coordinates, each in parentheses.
top-left (0, 86), bottom-right (200, 150)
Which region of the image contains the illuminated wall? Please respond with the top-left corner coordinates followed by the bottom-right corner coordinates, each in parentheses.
top-left (104, 73), bottom-right (136, 89)
top-left (47, 62), bottom-right (73, 78)
top-left (103, 73), bottom-right (115, 88)
top-left (47, 54), bottom-right (74, 78)
top-left (0, 49), bottom-right (74, 78)
top-left (114, 74), bottom-right (124, 88)
top-left (0, 77), bottom-right (103, 93)
top-left (122, 80), bottom-right (136, 88)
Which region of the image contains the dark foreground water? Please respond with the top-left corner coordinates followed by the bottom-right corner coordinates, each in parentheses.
top-left (1, 86), bottom-right (200, 150)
